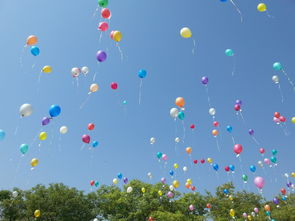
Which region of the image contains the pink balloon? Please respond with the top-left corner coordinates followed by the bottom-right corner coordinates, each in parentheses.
top-left (98, 22), bottom-right (109, 31)
top-left (259, 148), bottom-right (265, 154)
top-left (162, 154), bottom-right (168, 161)
top-left (233, 144), bottom-right (243, 155)
top-left (167, 191), bottom-right (174, 198)
top-left (111, 82), bottom-right (118, 90)
top-left (189, 204), bottom-right (195, 211)
top-left (273, 117), bottom-right (280, 124)
top-left (110, 31), bottom-right (115, 40)
top-left (254, 176), bottom-right (265, 189)
top-left (264, 158), bottom-right (270, 165)
top-left (242, 213), bottom-right (247, 218)
top-left (82, 134), bottom-right (90, 144)
top-left (254, 207), bottom-right (259, 213)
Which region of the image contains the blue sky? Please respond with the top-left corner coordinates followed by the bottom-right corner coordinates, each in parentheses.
top-left (0, 0), bottom-right (294, 200)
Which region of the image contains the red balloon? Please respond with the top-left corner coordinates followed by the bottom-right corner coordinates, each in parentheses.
top-left (191, 186), bottom-right (196, 191)
top-left (200, 159), bottom-right (205, 164)
top-left (206, 203), bottom-right (211, 209)
top-left (90, 180), bottom-right (95, 186)
top-left (279, 116), bottom-right (286, 122)
top-left (88, 123), bottom-right (95, 130)
top-left (82, 134), bottom-right (91, 144)
top-left (101, 8), bottom-right (111, 19)
top-left (148, 217), bottom-right (154, 221)
top-left (213, 121), bottom-right (219, 127)
top-left (190, 124), bottom-right (195, 129)
top-left (274, 112), bottom-right (280, 118)
top-left (193, 160), bottom-right (198, 164)
top-left (224, 166), bottom-right (230, 172)
top-left (234, 104), bottom-right (241, 111)
top-left (259, 148), bottom-right (265, 154)
top-left (281, 188), bottom-right (286, 195)
top-left (111, 82), bottom-right (118, 90)
top-left (233, 144), bottom-right (243, 155)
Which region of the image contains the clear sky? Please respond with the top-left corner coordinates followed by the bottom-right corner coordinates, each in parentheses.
top-left (0, 0), bottom-right (294, 200)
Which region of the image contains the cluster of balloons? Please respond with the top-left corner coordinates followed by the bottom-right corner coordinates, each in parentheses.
top-left (26, 35), bottom-right (40, 56)
top-left (82, 123), bottom-right (99, 148)
top-left (90, 180), bottom-right (100, 187)
top-left (273, 112), bottom-right (286, 124)
top-left (113, 173), bottom-right (129, 185)
top-left (41, 105), bottom-right (62, 126)
top-left (71, 66), bottom-right (89, 78)
top-left (234, 99), bottom-right (242, 112)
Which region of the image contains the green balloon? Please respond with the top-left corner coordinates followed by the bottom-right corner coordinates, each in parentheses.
top-left (270, 156), bottom-right (277, 163)
top-left (156, 152), bottom-right (162, 159)
top-left (225, 49), bottom-right (234, 56)
top-left (273, 62), bottom-right (282, 71)
top-left (20, 144), bottom-right (29, 154)
top-left (123, 100), bottom-right (127, 105)
top-left (98, 0), bottom-right (108, 7)
top-left (272, 149), bottom-right (278, 155)
top-left (178, 111), bottom-right (185, 120)
top-left (242, 174), bottom-right (248, 182)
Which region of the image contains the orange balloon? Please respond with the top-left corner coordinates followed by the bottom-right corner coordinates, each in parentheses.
top-left (186, 147), bottom-right (192, 154)
top-left (212, 129), bottom-right (219, 137)
top-left (206, 203), bottom-right (211, 209)
top-left (26, 35), bottom-right (38, 46)
top-left (175, 97), bottom-right (185, 108)
top-left (185, 182), bottom-right (191, 189)
top-left (264, 204), bottom-right (270, 211)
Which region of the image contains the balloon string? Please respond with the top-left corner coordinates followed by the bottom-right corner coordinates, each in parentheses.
top-left (80, 95), bottom-right (91, 109)
top-left (116, 43), bottom-right (124, 61)
top-left (239, 111), bottom-right (246, 124)
top-left (205, 85), bottom-right (212, 108)
top-left (92, 6), bottom-right (99, 18)
top-left (93, 72), bottom-right (97, 82)
top-left (215, 137), bottom-right (221, 152)
top-left (99, 32), bottom-right (103, 44)
top-left (230, 0), bottom-right (243, 23)
top-left (251, 136), bottom-right (260, 145)
top-left (277, 83), bottom-right (284, 103)
top-left (232, 56), bottom-right (236, 76)
top-left (139, 79), bottom-right (143, 104)
top-left (282, 69), bottom-right (295, 91)
top-left (192, 39), bottom-right (196, 55)
top-left (182, 120), bottom-right (186, 142)
top-left (231, 135), bottom-right (236, 145)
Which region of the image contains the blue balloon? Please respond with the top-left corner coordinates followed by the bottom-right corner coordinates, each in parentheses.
top-left (169, 170), bottom-right (174, 176)
top-left (117, 173), bottom-right (123, 179)
top-left (220, 0), bottom-right (227, 2)
top-left (138, 69), bottom-right (147, 78)
top-left (265, 211), bottom-right (271, 216)
top-left (223, 189), bottom-right (229, 194)
top-left (213, 163), bottom-right (219, 171)
top-left (229, 164), bottom-right (235, 172)
top-left (92, 141), bottom-right (99, 148)
top-left (20, 144), bottom-right (29, 154)
top-left (281, 196), bottom-right (287, 201)
top-left (226, 125), bottom-right (233, 133)
top-left (249, 165), bottom-right (256, 173)
top-left (0, 130), bottom-right (5, 141)
top-left (49, 105), bottom-right (61, 117)
top-left (30, 46), bottom-right (40, 56)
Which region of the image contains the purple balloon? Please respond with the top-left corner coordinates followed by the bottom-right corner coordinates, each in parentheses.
top-left (273, 197), bottom-right (279, 205)
top-left (201, 76), bottom-right (209, 85)
top-left (287, 182), bottom-right (292, 188)
top-left (235, 99), bottom-right (242, 105)
top-left (161, 177), bottom-right (166, 184)
top-left (123, 177), bottom-right (128, 184)
top-left (249, 129), bottom-right (254, 135)
top-left (96, 50), bottom-right (107, 62)
top-left (42, 117), bottom-right (50, 126)
top-left (167, 191), bottom-right (174, 198)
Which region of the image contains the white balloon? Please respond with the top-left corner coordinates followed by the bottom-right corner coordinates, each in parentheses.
top-left (94, 218), bottom-right (99, 221)
top-left (81, 66), bottom-right (89, 75)
top-left (127, 186), bottom-right (133, 193)
top-left (147, 172), bottom-right (152, 178)
top-left (251, 212), bottom-right (255, 217)
top-left (272, 75), bottom-right (280, 84)
top-left (12, 191), bottom-right (18, 198)
top-left (258, 161), bottom-right (263, 167)
top-left (284, 173), bottom-right (289, 178)
top-left (170, 108), bottom-right (179, 118)
top-left (183, 166), bottom-right (188, 172)
top-left (59, 126), bottom-right (68, 134)
top-left (169, 185), bottom-right (174, 191)
top-left (19, 104), bottom-right (33, 117)
top-left (209, 108), bottom-right (216, 116)
top-left (150, 137), bottom-right (156, 144)
top-left (175, 137), bottom-right (180, 143)
top-left (71, 67), bottom-right (81, 77)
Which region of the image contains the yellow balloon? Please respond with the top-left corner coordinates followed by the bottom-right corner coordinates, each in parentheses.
top-left (229, 195), bottom-right (233, 201)
top-left (89, 83), bottom-right (99, 93)
top-left (173, 180), bottom-right (179, 188)
top-left (173, 163), bottom-right (179, 169)
top-left (291, 117), bottom-right (295, 124)
top-left (247, 215), bottom-right (252, 221)
top-left (31, 158), bottom-right (39, 167)
top-left (158, 190), bottom-right (162, 196)
top-left (39, 132), bottom-right (47, 141)
top-left (186, 179), bottom-right (192, 185)
top-left (229, 209), bottom-right (235, 217)
top-left (113, 31), bottom-right (122, 42)
top-left (42, 65), bottom-right (52, 73)
top-left (141, 187), bottom-right (146, 193)
top-left (207, 158), bottom-right (213, 164)
top-left (257, 3), bottom-right (267, 12)
top-left (112, 178), bottom-right (118, 185)
top-left (291, 172), bottom-right (295, 178)
top-left (180, 27), bottom-right (192, 38)
top-left (34, 209), bottom-right (41, 218)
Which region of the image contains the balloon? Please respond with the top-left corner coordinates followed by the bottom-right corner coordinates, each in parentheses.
top-left (225, 49), bottom-right (234, 56)
top-left (112, 178), bottom-right (118, 184)
top-left (167, 191), bottom-right (174, 198)
top-left (110, 82), bottom-right (118, 90)
top-left (200, 159), bottom-right (205, 164)
top-left (12, 191), bottom-right (18, 198)
top-left (0, 130), bottom-right (5, 141)
top-left (209, 108), bottom-right (216, 116)
top-left (156, 152), bottom-right (162, 159)
top-left (273, 62), bottom-right (283, 71)
top-left (191, 186), bottom-right (196, 191)
top-left (226, 125), bottom-right (233, 133)
top-left (141, 187), bottom-right (146, 193)
top-left (273, 198), bottom-right (279, 205)
top-left (228, 195), bottom-right (233, 201)
top-left (207, 158), bottom-right (213, 164)
top-left (95, 181), bottom-right (100, 187)
top-left (186, 179), bottom-right (192, 185)
top-left (229, 209), bottom-right (235, 217)
top-left (173, 163), bottom-right (179, 169)
top-left (189, 204), bottom-right (195, 211)
top-left (257, 3), bottom-right (267, 12)
top-left (88, 123), bottom-right (95, 130)
top-left (59, 126), bottom-right (68, 134)
top-left (284, 173), bottom-right (289, 178)
top-left (272, 75), bottom-right (280, 84)
top-left (224, 166), bottom-right (230, 172)
top-left (101, 8), bottom-right (111, 19)
top-left (175, 137), bottom-right (180, 143)
top-left (180, 27), bottom-right (192, 38)
top-left (123, 177), bottom-right (128, 184)
top-left (26, 35), bottom-right (38, 45)
top-left (212, 129), bottom-right (218, 137)
top-left (242, 174), bottom-right (248, 182)
top-left (138, 69), bottom-right (147, 78)
top-left (272, 149), bottom-right (278, 155)
top-left (148, 217), bottom-right (154, 221)
top-left (71, 67), bottom-right (81, 77)
top-left (81, 66), bottom-right (89, 75)
top-left (185, 182), bottom-right (191, 189)
top-left (213, 163), bottom-right (219, 171)
top-left (234, 104), bottom-right (241, 111)
top-left (42, 65), bottom-right (52, 73)
top-left (113, 31), bottom-right (122, 42)
top-left (49, 105), bottom-right (61, 117)
top-left (248, 215), bottom-right (252, 220)
top-left (82, 134), bottom-right (90, 144)
top-left (19, 104), bottom-right (33, 117)
top-left (259, 148), bottom-right (265, 154)
top-left (110, 30), bottom-right (115, 39)
top-left (193, 160), bottom-right (198, 164)
top-left (90, 180), bottom-right (95, 186)
top-left (98, 22), bottom-right (108, 31)
top-left (150, 137), bottom-right (156, 144)
top-left (175, 97), bottom-right (185, 108)
top-left (292, 172), bottom-right (295, 178)
top-left (170, 108), bottom-right (179, 119)
top-left (248, 129), bottom-right (254, 135)
top-left (249, 165), bottom-right (256, 173)
top-left (127, 186), bottom-right (133, 193)
top-left (186, 147), bottom-right (192, 154)
top-left (265, 211), bottom-right (271, 216)
top-left (161, 177), bottom-right (166, 184)
top-left (264, 204), bottom-right (270, 211)
top-left (30, 46), bottom-right (40, 56)
top-left (34, 210), bottom-right (41, 218)
top-left (229, 164), bottom-right (235, 172)
top-left (270, 156), bottom-right (277, 164)
top-left (173, 180), bottom-right (179, 188)
top-left (147, 172), bottom-right (152, 178)
top-left (279, 116), bottom-right (286, 122)
top-left (274, 112), bottom-right (281, 118)
top-left (158, 190), bottom-right (163, 196)
top-left (98, 0), bottom-right (108, 7)
top-left (183, 166), bottom-right (188, 172)
top-left (31, 158), bottom-right (39, 167)
top-left (96, 50), bottom-right (107, 62)
top-left (235, 99), bottom-right (242, 105)
top-left (39, 132), bottom-right (47, 141)
top-left (233, 144), bottom-right (243, 155)
top-left (254, 176), bottom-right (265, 189)
top-left (254, 207), bottom-right (259, 213)
top-left (281, 188), bottom-right (286, 195)
top-left (162, 154), bottom-right (168, 161)
top-left (41, 117), bottom-right (50, 126)
top-left (190, 124), bottom-right (195, 129)
top-left (20, 144), bottom-right (29, 154)
top-left (201, 76), bottom-right (209, 85)
top-left (291, 117), bottom-right (295, 124)
top-left (282, 196), bottom-right (287, 201)
top-left (213, 121), bottom-right (219, 127)
top-left (258, 160), bottom-right (263, 167)
top-left (243, 213), bottom-right (247, 218)
top-left (264, 158), bottom-right (270, 165)
top-left (206, 203), bottom-right (211, 209)
top-left (92, 141), bottom-right (99, 148)
top-left (178, 111), bottom-right (185, 120)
